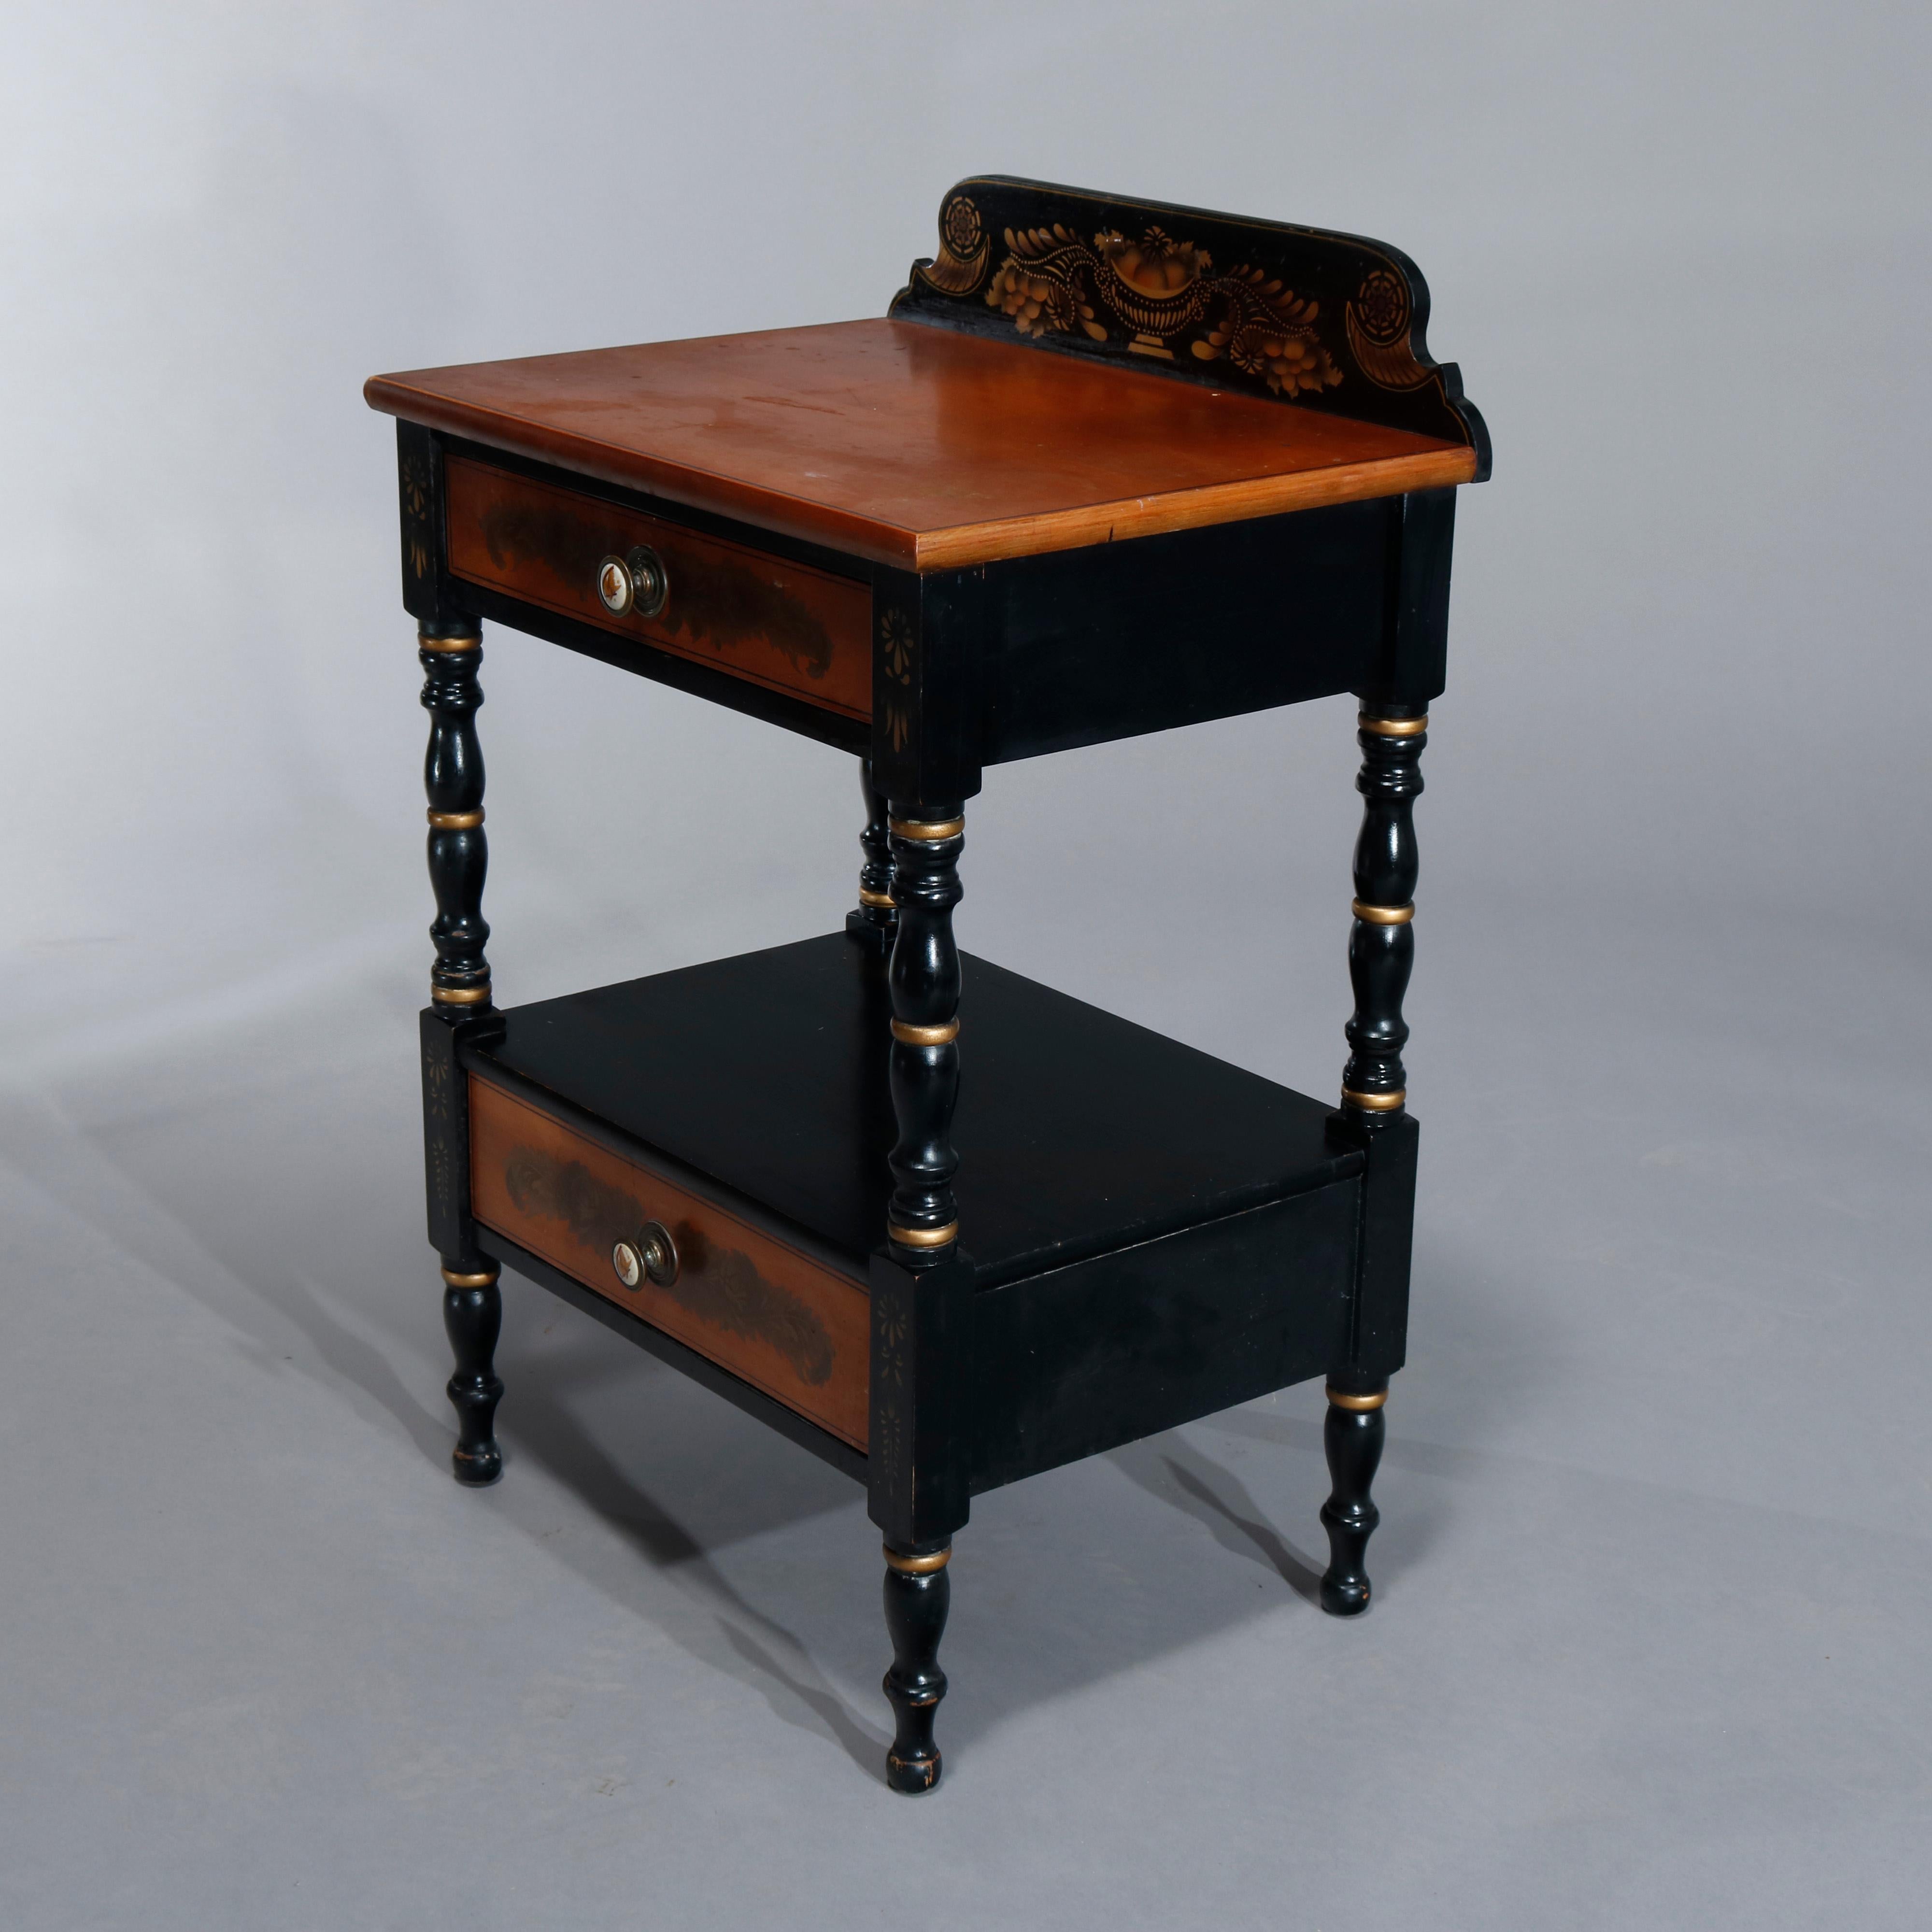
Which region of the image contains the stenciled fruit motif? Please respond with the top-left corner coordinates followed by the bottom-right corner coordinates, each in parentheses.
top-left (980, 223), bottom-right (1342, 397)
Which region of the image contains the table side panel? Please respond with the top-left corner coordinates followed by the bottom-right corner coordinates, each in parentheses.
top-left (468, 1075), bottom-right (871, 1449)
top-left (969, 1182), bottom-right (1358, 1494)
top-left (985, 498), bottom-right (1390, 763)
top-left (444, 455), bottom-right (872, 721)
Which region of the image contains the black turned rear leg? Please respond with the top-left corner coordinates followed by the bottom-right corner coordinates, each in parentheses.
top-left (845, 757), bottom-right (898, 952)
top-left (443, 1260), bottom-right (504, 1485)
top-left (882, 1542), bottom-right (951, 1793)
top-left (1320, 1383), bottom-right (1388, 1614)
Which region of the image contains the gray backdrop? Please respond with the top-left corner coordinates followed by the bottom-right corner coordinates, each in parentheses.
top-left (3, 3), bottom-right (1927, 1926)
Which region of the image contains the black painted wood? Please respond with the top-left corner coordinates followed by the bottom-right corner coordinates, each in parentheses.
top-left (982, 503), bottom-right (1382, 762)
top-left (884, 807), bottom-right (965, 1257)
top-left (1320, 1390), bottom-right (1388, 1615)
top-left (869, 569), bottom-right (990, 806)
top-left (969, 1187), bottom-right (1356, 1494)
top-left (869, 1246), bottom-right (973, 1544)
top-left (1360, 488), bottom-right (1456, 709)
top-left (881, 1548), bottom-right (951, 1794)
top-left (419, 1006), bottom-right (503, 1260)
top-left (442, 1262), bottom-right (505, 1485)
top-left (1327, 1109), bottom-right (1418, 1382)
top-left (892, 177), bottom-right (1489, 473)
top-left (397, 422), bottom-right (461, 626)
top-left (1342, 713), bottom-right (1425, 1116)
top-left (844, 757), bottom-right (897, 951)
top-left (420, 631), bottom-right (493, 1009)
top-left (473, 1227), bottom-right (869, 1483)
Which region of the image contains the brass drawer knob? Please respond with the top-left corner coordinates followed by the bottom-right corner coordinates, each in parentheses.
top-left (595, 545), bottom-right (669, 620)
top-left (611, 1221), bottom-right (679, 1290)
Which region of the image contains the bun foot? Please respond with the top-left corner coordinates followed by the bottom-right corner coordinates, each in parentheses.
top-left (885, 1742), bottom-right (942, 1794)
top-left (1318, 1568), bottom-right (1372, 1617)
top-left (451, 1439), bottom-right (503, 1486)
top-left (1320, 1381), bottom-right (1387, 1617)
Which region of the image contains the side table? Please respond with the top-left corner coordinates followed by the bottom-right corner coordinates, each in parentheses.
top-left (364, 175), bottom-right (1489, 1792)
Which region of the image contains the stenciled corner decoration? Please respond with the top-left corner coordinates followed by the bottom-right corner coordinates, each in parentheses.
top-left (879, 606), bottom-right (916, 753)
top-left (401, 446), bottom-right (433, 581)
top-left (915, 193), bottom-right (1346, 401)
top-left (1344, 268), bottom-right (1433, 392)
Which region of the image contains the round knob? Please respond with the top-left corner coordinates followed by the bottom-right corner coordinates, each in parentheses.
top-left (594, 547), bottom-right (669, 620)
top-left (611, 1221), bottom-right (679, 1291)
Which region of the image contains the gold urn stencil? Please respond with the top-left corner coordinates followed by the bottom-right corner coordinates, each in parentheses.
top-left (918, 196), bottom-right (1344, 400)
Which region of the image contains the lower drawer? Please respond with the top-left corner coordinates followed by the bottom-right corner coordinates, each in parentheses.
top-left (468, 1077), bottom-right (869, 1449)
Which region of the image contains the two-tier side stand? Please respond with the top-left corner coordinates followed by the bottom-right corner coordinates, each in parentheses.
top-left (365, 177), bottom-right (1489, 1792)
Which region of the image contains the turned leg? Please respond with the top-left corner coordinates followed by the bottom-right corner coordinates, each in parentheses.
top-left (872, 802), bottom-right (966, 1789)
top-left (1320, 1383), bottom-right (1387, 1614)
top-left (882, 1543), bottom-right (951, 1793)
top-left (1340, 707), bottom-right (1425, 1118)
top-left (420, 624), bottom-right (503, 1481)
top-left (1323, 706), bottom-right (1424, 1604)
top-left (442, 1261), bottom-right (504, 1484)
top-left (844, 757), bottom-right (898, 951)
top-left (884, 802), bottom-right (964, 1258)
top-left (420, 626), bottom-right (493, 1013)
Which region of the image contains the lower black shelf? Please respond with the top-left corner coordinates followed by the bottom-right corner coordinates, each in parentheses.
top-left (449, 932), bottom-right (1383, 1495)
top-left (463, 931), bottom-right (1362, 1288)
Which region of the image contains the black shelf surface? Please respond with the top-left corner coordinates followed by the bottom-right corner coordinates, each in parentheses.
top-left (465, 934), bottom-right (1360, 1290)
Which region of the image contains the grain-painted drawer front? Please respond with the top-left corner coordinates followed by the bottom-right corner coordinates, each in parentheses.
top-left (469, 1077), bottom-right (869, 1449)
top-left (443, 455), bottom-right (871, 720)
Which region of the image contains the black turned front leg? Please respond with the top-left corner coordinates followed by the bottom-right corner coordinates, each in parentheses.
top-left (420, 626), bottom-right (493, 1012)
top-left (884, 804), bottom-right (964, 1260)
top-left (1320, 1383), bottom-right (1387, 1614)
top-left (443, 1261), bottom-right (505, 1485)
top-left (872, 805), bottom-right (967, 1790)
top-left (882, 1542), bottom-right (951, 1792)
top-left (1341, 709), bottom-right (1426, 1119)
top-left (844, 757), bottom-right (898, 951)
top-left (420, 623), bottom-right (503, 1481)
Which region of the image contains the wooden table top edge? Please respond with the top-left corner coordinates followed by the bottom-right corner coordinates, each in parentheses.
top-left (365, 370), bottom-right (1476, 574)
top-left (908, 443), bottom-right (1478, 570)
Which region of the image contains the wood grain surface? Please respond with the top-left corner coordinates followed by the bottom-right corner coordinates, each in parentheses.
top-left (468, 1078), bottom-right (870, 1449)
top-left (367, 319), bottom-right (1475, 571)
top-left (444, 456), bottom-right (871, 719)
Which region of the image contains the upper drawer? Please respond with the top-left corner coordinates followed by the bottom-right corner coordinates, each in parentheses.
top-left (443, 455), bottom-right (872, 720)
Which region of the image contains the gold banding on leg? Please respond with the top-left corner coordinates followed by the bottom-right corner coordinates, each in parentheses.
top-left (418, 633), bottom-right (482, 654)
top-left (427, 809), bottom-right (485, 830)
top-left (858, 887), bottom-right (896, 909)
top-left (889, 1220), bottom-right (959, 1249)
top-left (1326, 1386), bottom-right (1389, 1413)
top-left (891, 1018), bottom-right (960, 1047)
top-left (440, 1265), bottom-right (500, 1288)
top-left (1358, 712), bottom-right (1427, 737)
top-left (1340, 1086), bottom-right (1406, 1112)
top-left (888, 815), bottom-right (966, 842)
top-left (883, 1544), bottom-right (952, 1576)
top-left (431, 983), bottom-right (492, 1006)
top-left (1350, 899), bottom-right (1415, 925)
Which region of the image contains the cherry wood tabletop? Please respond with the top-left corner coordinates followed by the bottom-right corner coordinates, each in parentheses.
top-left (366, 318), bottom-right (1477, 572)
